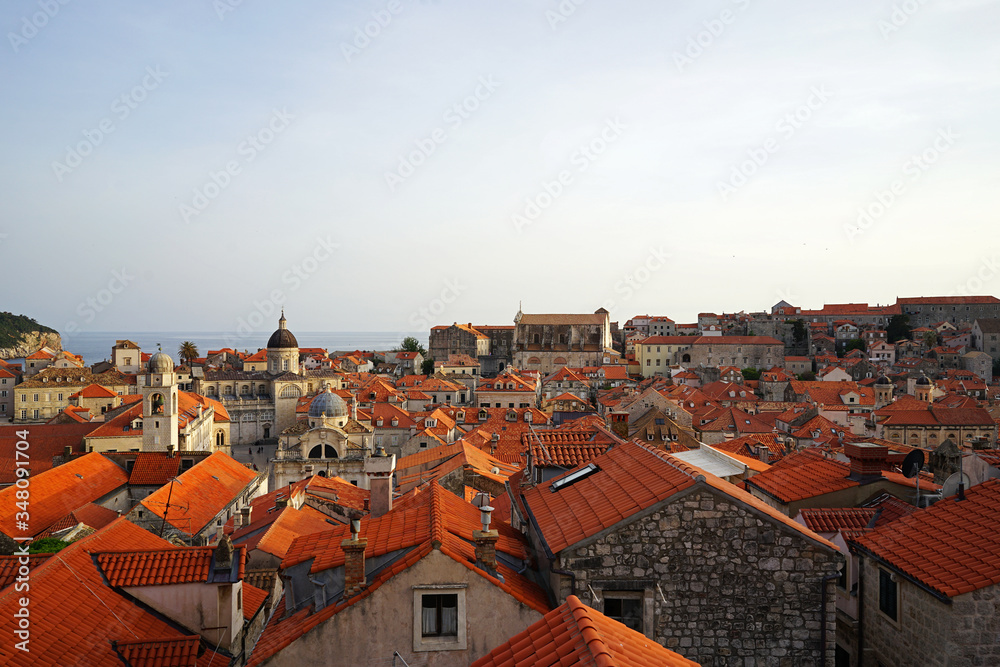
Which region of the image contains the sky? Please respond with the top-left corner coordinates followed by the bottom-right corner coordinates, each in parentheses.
top-left (2, 0), bottom-right (998, 341)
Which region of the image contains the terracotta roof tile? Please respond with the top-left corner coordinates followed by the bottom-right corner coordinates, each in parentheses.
top-left (113, 635), bottom-right (202, 667)
top-left (853, 479), bottom-right (1000, 597)
top-left (96, 545), bottom-right (245, 587)
top-left (0, 519), bottom-right (194, 666)
top-left (0, 452), bottom-right (128, 539)
top-left (0, 554), bottom-right (50, 590)
top-left (140, 451), bottom-right (260, 537)
top-left (471, 594), bottom-right (699, 667)
top-left (129, 452), bottom-right (182, 486)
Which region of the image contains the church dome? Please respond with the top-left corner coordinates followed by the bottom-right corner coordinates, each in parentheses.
top-left (309, 390), bottom-right (348, 419)
top-left (148, 351), bottom-right (174, 374)
top-left (267, 312), bottom-right (298, 349)
top-left (915, 374), bottom-right (931, 386)
top-left (875, 375), bottom-right (892, 386)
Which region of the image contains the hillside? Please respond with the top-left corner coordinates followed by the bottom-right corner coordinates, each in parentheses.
top-left (0, 313), bottom-right (60, 357)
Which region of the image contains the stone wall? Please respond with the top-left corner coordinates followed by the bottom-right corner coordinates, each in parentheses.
top-left (557, 486), bottom-right (841, 666)
top-left (859, 557), bottom-right (1000, 667)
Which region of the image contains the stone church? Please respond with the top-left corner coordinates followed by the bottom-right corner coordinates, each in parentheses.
top-left (270, 388), bottom-right (376, 489)
top-left (512, 307), bottom-right (615, 374)
top-left (193, 313), bottom-right (342, 445)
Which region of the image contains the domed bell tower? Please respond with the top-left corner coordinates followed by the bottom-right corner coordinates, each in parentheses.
top-left (142, 347), bottom-right (179, 452)
top-left (267, 311), bottom-right (300, 375)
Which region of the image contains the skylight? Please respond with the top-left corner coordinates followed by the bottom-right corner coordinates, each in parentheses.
top-left (551, 463), bottom-right (599, 492)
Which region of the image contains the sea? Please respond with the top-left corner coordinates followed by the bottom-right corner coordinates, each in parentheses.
top-left (41, 331), bottom-right (428, 366)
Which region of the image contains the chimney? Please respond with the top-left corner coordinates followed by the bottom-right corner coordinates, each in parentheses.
top-left (167, 445), bottom-right (175, 458)
top-left (239, 506), bottom-right (251, 529)
top-left (364, 446), bottom-right (396, 517)
top-left (342, 518), bottom-right (367, 599)
top-left (64, 446), bottom-right (72, 458)
top-left (473, 503), bottom-right (501, 578)
top-left (844, 442), bottom-right (888, 482)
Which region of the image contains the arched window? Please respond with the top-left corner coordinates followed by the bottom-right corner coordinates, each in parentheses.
top-left (308, 444), bottom-right (338, 459)
top-left (241, 385), bottom-right (250, 396)
top-left (215, 430), bottom-right (226, 448)
top-left (280, 385), bottom-right (301, 398)
top-left (149, 393), bottom-right (165, 415)
top-left (682, 354), bottom-right (691, 363)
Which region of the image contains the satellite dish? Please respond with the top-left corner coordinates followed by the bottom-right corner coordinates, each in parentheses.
top-left (940, 472), bottom-right (971, 498)
top-left (902, 450), bottom-right (925, 478)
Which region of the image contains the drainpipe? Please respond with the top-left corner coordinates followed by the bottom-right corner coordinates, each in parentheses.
top-left (856, 555), bottom-right (865, 665)
top-left (820, 570), bottom-right (840, 666)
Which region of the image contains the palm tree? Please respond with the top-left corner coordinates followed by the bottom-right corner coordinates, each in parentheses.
top-left (178, 341), bottom-right (199, 366)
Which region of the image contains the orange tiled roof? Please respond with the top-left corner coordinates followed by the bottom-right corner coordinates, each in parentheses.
top-left (243, 582), bottom-right (268, 620)
top-left (112, 636), bottom-right (202, 667)
top-left (853, 478), bottom-right (1000, 598)
top-left (251, 506), bottom-right (337, 560)
top-left (798, 507), bottom-right (877, 534)
top-left (140, 451), bottom-right (259, 536)
top-left (0, 519), bottom-right (195, 666)
top-left (69, 383), bottom-right (118, 399)
top-left (0, 422), bottom-right (100, 484)
top-left (129, 452), bottom-right (182, 486)
top-left (521, 441), bottom-right (835, 555)
top-left (37, 502), bottom-right (119, 539)
top-left (470, 594), bottom-right (698, 667)
top-left (254, 484), bottom-right (549, 666)
top-left (0, 452), bottom-right (128, 539)
top-left (96, 545), bottom-right (244, 587)
top-left (0, 554), bottom-right (50, 590)
top-left (525, 430), bottom-right (616, 468)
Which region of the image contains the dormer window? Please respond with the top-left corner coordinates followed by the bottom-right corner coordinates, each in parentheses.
top-left (377, 418), bottom-right (384, 426)
top-left (456, 410), bottom-right (465, 421)
top-left (506, 410), bottom-right (516, 422)
top-left (391, 418), bottom-right (398, 427)
top-left (478, 409), bottom-right (488, 420)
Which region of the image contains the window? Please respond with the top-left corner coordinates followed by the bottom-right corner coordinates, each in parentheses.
top-left (604, 595), bottom-right (643, 632)
top-left (878, 569), bottom-right (898, 622)
top-left (413, 587), bottom-right (466, 651)
top-left (421, 594), bottom-right (458, 637)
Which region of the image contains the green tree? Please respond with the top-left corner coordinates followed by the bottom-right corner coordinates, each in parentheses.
top-left (29, 537), bottom-right (70, 554)
top-left (923, 331), bottom-right (938, 349)
top-left (178, 341), bottom-right (199, 365)
top-left (797, 371), bottom-right (816, 381)
top-left (787, 319), bottom-right (807, 344)
top-left (421, 358), bottom-right (435, 375)
top-left (887, 315), bottom-right (911, 344)
top-left (396, 336), bottom-right (427, 357)
top-left (843, 339), bottom-right (866, 355)
top-left (741, 367), bottom-right (761, 381)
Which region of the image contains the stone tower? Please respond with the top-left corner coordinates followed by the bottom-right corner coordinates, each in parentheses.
top-left (267, 311), bottom-right (300, 375)
top-left (874, 374), bottom-right (893, 408)
top-left (142, 349), bottom-right (179, 452)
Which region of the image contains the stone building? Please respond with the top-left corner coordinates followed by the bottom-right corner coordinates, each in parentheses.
top-left (682, 335), bottom-right (784, 370)
top-left (270, 389), bottom-right (374, 490)
top-left (13, 367), bottom-right (137, 423)
top-left (850, 479), bottom-right (1000, 666)
top-left (248, 483), bottom-right (549, 667)
top-left (194, 314), bottom-right (344, 445)
top-left (897, 295), bottom-right (1000, 328)
top-left (428, 323), bottom-right (514, 377)
top-left (512, 308), bottom-right (613, 374)
top-left (513, 441), bottom-right (842, 666)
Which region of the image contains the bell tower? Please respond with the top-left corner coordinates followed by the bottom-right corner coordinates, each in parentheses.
top-left (142, 347), bottom-right (179, 452)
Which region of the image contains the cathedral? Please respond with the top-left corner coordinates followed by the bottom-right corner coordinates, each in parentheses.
top-left (192, 313), bottom-right (344, 446)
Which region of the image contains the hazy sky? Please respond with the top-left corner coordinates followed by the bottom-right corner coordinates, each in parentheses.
top-left (2, 0), bottom-right (998, 342)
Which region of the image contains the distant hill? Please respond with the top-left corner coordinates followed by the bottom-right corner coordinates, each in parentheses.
top-left (0, 313), bottom-right (60, 357)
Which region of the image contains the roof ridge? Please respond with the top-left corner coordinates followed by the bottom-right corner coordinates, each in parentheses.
top-left (635, 441), bottom-right (704, 482)
top-left (429, 482), bottom-right (445, 547)
top-left (566, 595), bottom-right (617, 667)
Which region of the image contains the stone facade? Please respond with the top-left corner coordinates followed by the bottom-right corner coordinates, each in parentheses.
top-left (684, 337), bottom-right (784, 372)
top-left (858, 557), bottom-right (1000, 667)
top-left (513, 310), bottom-right (612, 375)
top-left (550, 486), bottom-right (841, 666)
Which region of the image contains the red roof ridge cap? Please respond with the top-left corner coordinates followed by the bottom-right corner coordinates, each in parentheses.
top-left (429, 482), bottom-right (445, 548)
top-left (566, 595), bottom-right (616, 667)
top-left (635, 442), bottom-right (704, 482)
